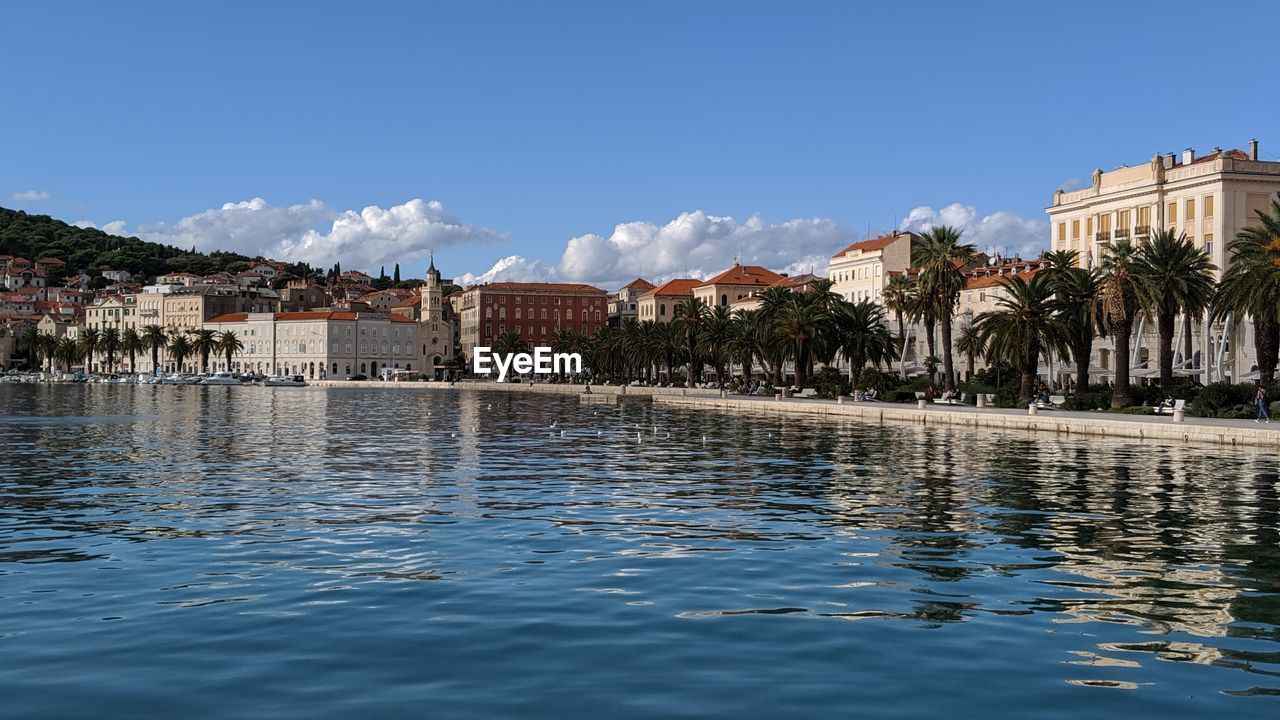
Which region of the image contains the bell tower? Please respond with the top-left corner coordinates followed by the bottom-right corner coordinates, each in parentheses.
top-left (422, 252), bottom-right (442, 323)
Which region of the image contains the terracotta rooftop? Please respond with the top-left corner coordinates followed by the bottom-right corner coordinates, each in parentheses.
top-left (965, 268), bottom-right (1040, 291)
top-left (696, 264), bottom-right (785, 288)
top-left (832, 232), bottom-right (910, 259)
top-left (207, 311), bottom-right (417, 324)
top-left (640, 278), bottom-right (701, 298)
top-left (474, 282), bottom-right (606, 294)
top-left (622, 277), bottom-right (656, 291)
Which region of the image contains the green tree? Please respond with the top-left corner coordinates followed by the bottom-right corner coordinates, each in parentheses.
top-left (54, 336), bottom-right (78, 372)
top-left (881, 274), bottom-right (914, 354)
top-left (78, 327), bottom-right (100, 373)
top-left (1135, 230), bottom-right (1216, 386)
top-left (100, 327), bottom-right (121, 374)
top-left (673, 297), bottom-right (708, 386)
top-left (167, 333), bottom-right (192, 373)
top-left (191, 329), bottom-right (219, 373)
top-left (973, 274), bottom-right (1066, 403)
top-left (913, 225), bottom-right (975, 392)
top-left (955, 322), bottom-right (984, 382)
top-left (836, 299), bottom-right (898, 390)
top-left (700, 304), bottom-right (733, 383)
top-left (141, 324), bottom-right (168, 374)
top-left (1213, 198), bottom-right (1280, 387)
top-left (1094, 240), bottom-right (1145, 407)
top-left (121, 328), bottom-right (143, 373)
top-left (776, 295), bottom-right (828, 389)
top-left (217, 330), bottom-right (245, 371)
top-left (1049, 263), bottom-right (1102, 393)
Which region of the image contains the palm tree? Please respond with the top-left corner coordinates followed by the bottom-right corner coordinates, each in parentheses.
top-left (1051, 265), bottom-right (1102, 393)
top-left (913, 225), bottom-right (975, 391)
top-left (492, 331), bottom-right (530, 358)
top-left (673, 297), bottom-right (708, 386)
top-left (167, 333), bottom-right (192, 374)
top-left (141, 325), bottom-right (168, 375)
top-left (16, 324), bottom-right (40, 370)
top-left (904, 280), bottom-right (937, 363)
top-left (973, 274), bottom-right (1066, 403)
top-left (191, 329), bottom-right (220, 373)
top-left (654, 322), bottom-right (683, 383)
top-left (1094, 240), bottom-right (1145, 407)
top-left (955, 322), bottom-right (984, 382)
top-left (54, 336), bottom-right (78, 373)
top-left (727, 309), bottom-right (763, 384)
top-left (837, 299), bottom-right (898, 390)
top-left (121, 328), bottom-right (143, 374)
top-left (701, 304), bottom-right (733, 383)
top-left (881, 274), bottom-right (914, 354)
top-left (78, 327), bottom-right (100, 373)
top-left (776, 295), bottom-right (827, 389)
top-left (1135, 230), bottom-right (1216, 386)
top-left (1214, 198), bottom-right (1280, 387)
top-left (217, 330), bottom-right (245, 372)
top-left (100, 327), bottom-right (121, 374)
top-left (36, 331), bottom-right (58, 372)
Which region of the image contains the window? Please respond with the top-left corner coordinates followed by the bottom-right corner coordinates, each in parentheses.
top-left (1099, 213), bottom-right (1111, 232)
top-left (1185, 198), bottom-right (1195, 221)
top-left (1204, 195), bottom-right (1214, 217)
top-left (1118, 209), bottom-right (1129, 228)
top-left (1137, 206), bottom-right (1150, 227)
top-left (499, 296), bottom-right (505, 304)
top-left (1071, 219), bottom-right (1079, 239)
top-left (486, 307), bottom-right (492, 319)
top-left (541, 309), bottom-right (547, 319)
top-left (1168, 201), bottom-right (1177, 224)
top-left (1204, 233), bottom-right (1213, 256)
top-left (660, 304), bottom-right (666, 317)
top-left (1057, 223), bottom-right (1066, 244)
top-left (515, 296), bottom-right (521, 304)
top-left (1086, 216), bottom-right (1093, 235)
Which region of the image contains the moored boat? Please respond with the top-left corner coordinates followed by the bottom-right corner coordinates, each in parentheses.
top-left (263, 375), bottom-right (308, 387)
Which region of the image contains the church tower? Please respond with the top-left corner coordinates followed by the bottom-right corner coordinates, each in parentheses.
top-left (422, 253), bottom-right (443, 323)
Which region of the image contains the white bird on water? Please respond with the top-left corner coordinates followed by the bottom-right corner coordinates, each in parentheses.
top-left (550, 420), bottom-right (558, 429)
top-left (560, 430), bottom-right (565, 436)
top-left (636, 432), bottom-right (642, 443)
top-left (702, 434), bottom-right (708, 444)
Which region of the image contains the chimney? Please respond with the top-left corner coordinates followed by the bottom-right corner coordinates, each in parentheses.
top-left (1165, 152), bottom-right (1176, 168)
top-left (1182, 147), bottom-right (1195, 165)
top-left (1250, 138), bottom-right (1259, 161)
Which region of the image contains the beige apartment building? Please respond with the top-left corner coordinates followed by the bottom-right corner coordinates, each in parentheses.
top-left (607, 278), bottom-right (655, 326)
top-left (1047, 140), bottom-right (1280, 382)
top-left (692, 264), bottom-right (785, 308)
top-left (636, 278), bottom-right (700, 323)
top-left (828, 231), bottom-right (920, 304)
top-left (203, 311), bottom-right (425, 378)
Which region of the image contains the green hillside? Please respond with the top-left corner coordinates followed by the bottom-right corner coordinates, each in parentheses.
top-left (0, 206), bottom-right (313, 286)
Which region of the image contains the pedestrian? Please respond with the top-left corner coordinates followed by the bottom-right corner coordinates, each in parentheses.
top-left (1256, 386), bottom-right (1271, 423)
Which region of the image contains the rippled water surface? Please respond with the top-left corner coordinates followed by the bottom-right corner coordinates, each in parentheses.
top-left (2, 384), bottom-right (1279, 718)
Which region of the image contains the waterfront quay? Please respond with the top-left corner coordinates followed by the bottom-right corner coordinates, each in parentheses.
top-left (307, 379), bottom-right (1280, 450)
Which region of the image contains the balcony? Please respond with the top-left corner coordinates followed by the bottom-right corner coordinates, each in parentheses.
top-left (1134, 225), bottom-right (1151, 238)
top-left (1094, 231), bottom-right (1112, 243)
top-left (1114, 227), bottom-right (1130, 240)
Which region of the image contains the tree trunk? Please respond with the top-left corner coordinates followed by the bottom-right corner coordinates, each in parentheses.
top-left (940, 310), bottom-right (956, 391)
top-left (794, 342), bottom-right (807, 388)
top-left (966, 352), bottom-right (975, 382)
top-left (850, 355), bottom-right (862, 392)
top-left (1157, 310), bottom-right (1175, 386)
top-left (925, 320), bottom-right (936, 360)
top-left (1019, 370), bottom-right (1036, 404)
top-left (896, 312), bottom-right (905, 357)
top-left (1071, 337), bottom-right (1091, 393)
top-left (1256, 316), bottom-right (1279, 388)
top-left (1112, 320), bottom-right (1132, 408)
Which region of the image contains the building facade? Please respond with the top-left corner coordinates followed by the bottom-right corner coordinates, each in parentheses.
top-left (692, 264), bottom-right (785, 309)
top-left (456, 281), bottom-right (607, 361)
top-left (203, 311), bottom-right (425, 379)
top-left (607, 278), bottom-right (655, 326)
top-left (636, 278), bottom-right (700, 323)
top-left (829, 231), bottom-right (920, 304)
top-left (1047, 141), bottom-right (1280, 382)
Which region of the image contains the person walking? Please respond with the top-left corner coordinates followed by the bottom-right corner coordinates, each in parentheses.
top-left (1256, 386), bottom-right (1271, 423)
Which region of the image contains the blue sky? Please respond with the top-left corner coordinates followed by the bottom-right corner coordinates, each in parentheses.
top-left (5, 1), bottom-right (1278, 288)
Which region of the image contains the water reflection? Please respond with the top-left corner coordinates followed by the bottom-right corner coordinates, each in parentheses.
top-left (0, 383), bottom-right (1278, 716)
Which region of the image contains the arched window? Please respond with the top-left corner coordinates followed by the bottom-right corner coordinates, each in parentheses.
top-left (720, 294), bottom-right (727, 306)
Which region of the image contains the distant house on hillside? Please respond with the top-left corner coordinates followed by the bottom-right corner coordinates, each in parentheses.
top-left (101, 269), bottom-right (132, 283)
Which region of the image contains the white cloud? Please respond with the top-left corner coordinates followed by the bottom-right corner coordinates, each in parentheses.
top-left (72, 219), bottom-right (128, 234)
top-left (460, 210), bottom-right (852, 290)
top-left (10, 190), bottom-right (50, 202)
top-left (898, 203), bottom-right (1047, 260)
top-left (92, 197), bottom-right (504, 270)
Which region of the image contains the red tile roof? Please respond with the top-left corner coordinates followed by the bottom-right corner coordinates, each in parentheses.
top-left (206, 311), bottom-right (418, 324)
top-left (640, 278), bottom-right (701, 298)
top-left (474, 282), bottom-right (606, 294)
top-left (622, 278), bottom-right (656, 291)
top-left (965, 268), bottom-right (1039, 290)
top-left (696, 264), bottom-right (785, 288)
top-left (832, 232), bottom-right (907, 258)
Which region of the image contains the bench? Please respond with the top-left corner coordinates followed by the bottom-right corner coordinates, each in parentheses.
top-left (1037, 394), bottom-right (1067, 410)
top-left (1154, 399), bottom-right (1186, 415)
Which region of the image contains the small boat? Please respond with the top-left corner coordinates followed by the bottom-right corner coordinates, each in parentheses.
top-left (200, 371), bottom-right (242, 386)
top-left (264, 375), bottom-right (308, 387)
top-left (162, 373), bottom-right (199, 385)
